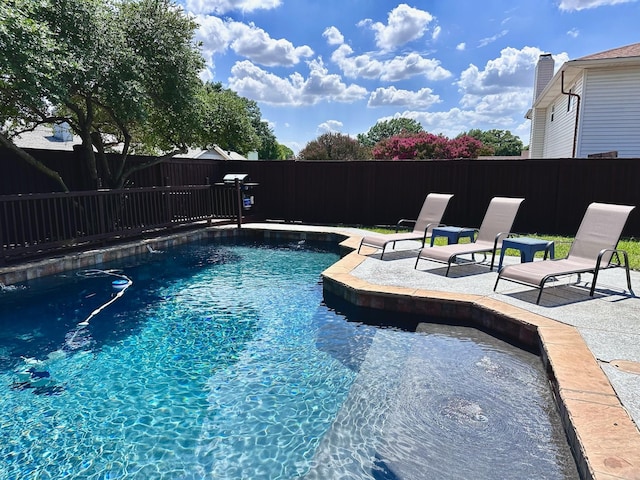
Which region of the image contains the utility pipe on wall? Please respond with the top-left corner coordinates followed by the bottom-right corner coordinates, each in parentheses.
top-left (561, 70), bottom-right (581, 158)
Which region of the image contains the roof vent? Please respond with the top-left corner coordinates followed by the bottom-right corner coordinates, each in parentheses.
top-left (52, 122), bottom-right (73, 142)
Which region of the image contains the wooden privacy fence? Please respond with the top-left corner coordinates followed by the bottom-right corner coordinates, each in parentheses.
top-left (0, 185), bottom-right (238, 265)
top-left (218, 158), bottom-right (640, 238)
top-left (4, 148), bottom-right (640, 260)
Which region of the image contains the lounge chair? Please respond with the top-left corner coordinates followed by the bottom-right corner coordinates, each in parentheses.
top-left (414, 197), bottom-right (524, 275)
top-left (494, 202), bottom-right (635, 304)
top-left (358, 193), bottom-right (454, 259)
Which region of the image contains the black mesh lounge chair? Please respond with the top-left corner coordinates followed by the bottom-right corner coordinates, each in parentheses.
top-left (414, 197), bottom-right (524, 276)
top-left (358, 193), bottom-right (454, 259)
top-left (494, 202), bottom-right (635, 304)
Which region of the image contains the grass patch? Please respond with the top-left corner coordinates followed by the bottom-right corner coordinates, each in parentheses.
top-left (360, 227), bottom-right (640, 270)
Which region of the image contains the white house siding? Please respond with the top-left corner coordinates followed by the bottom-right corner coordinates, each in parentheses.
top-left (529, 108), bottom-right (547, 158)
top-left (577, 67), bottom-right (640, 158)
top-left (542, 76), bottom-right (583, 158)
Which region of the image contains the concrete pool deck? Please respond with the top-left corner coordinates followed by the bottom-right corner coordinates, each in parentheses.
top-left (1, 222), bottom-right (639, 479)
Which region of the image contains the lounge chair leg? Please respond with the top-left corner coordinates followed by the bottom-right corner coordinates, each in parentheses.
top-left (623, 252), bottom-right (633, 294)
top-left (536, 288), bottom-right (543, 304)
top-left (493, 275), bottom-right (501, 292)
top-left (590, 267), bottom-right (600, 297)
top-left (357, 240), bottom-right (363, 254)
top-left (380, 246), bottom-right (386, 260)
top-left (445, 262), bottom-right (451, 276)
top-left (414, 254), bottom-right (421, 269)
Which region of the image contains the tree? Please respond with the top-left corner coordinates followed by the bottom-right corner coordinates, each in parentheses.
top-left (462, 129), bottom-right (524, 156)
top-left (372, 132), bottom-right (482, 160)
top-left (1, 0), bottom-right (206, 190)
top-left (299, 133), bottom-right (371, 160)
top-left (276, 143), bottom-right (294, 160)
top-left (199, 83), bottom-right (260, 156)
top-left (357, 118), bottom-right (424, 147)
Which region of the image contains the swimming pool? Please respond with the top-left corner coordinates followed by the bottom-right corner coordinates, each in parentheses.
top-left (0, 239), bottom-right (577, 479)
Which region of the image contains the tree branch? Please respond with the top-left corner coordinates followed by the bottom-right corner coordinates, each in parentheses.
top-left (0, 133), bottom-right (69, 192)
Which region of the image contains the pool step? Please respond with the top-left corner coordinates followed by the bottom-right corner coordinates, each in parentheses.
top-left (304, 329), bottom-right (428, 479)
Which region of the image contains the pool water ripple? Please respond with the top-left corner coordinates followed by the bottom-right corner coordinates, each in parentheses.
top-left (0, 241), bottom-right (578, 479)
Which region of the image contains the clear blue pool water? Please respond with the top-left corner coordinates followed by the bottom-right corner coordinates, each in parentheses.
top-left (0, 240), bottom-right (577, 479)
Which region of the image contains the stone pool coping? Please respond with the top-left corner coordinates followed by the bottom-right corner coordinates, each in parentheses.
top-left (2, 225), bottom-right (639, 479)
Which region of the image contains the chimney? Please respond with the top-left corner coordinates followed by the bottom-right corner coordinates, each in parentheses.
top-left (533, 54), bottom-right (554, 102)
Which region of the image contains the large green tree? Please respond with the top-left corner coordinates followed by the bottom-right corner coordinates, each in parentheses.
top-left (0, 0), bottom-right (206, 190)
top-left (299, 133), bottom-right (371, 160)
top-left (276, 143), bottom-right (294, 160)
top-left (357, 118), bottom-right (424, 147)
top-left (462, 129), bottom-right (524, 156)
top-left (199, 82), bottom-right (260, 156)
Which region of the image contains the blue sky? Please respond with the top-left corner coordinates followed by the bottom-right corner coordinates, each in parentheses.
top-left (179, 0), bottom-right (640, 154)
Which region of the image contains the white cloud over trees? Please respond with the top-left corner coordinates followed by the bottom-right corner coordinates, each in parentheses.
top-left (359, 4), bottom-right (435, 51)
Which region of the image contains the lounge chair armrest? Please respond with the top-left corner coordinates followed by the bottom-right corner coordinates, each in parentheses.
top-left (543, 241), bottom-right (554, 260)
top-left (597, 247), bottom-right (630, 267)
top-left (421, 222), bottom-right (447, 243)
top-left (395, 218), bottom-right (416, 232)
top-left (494, 231), bottom-right (511, 248)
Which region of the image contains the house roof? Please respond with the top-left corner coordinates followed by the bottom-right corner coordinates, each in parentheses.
top-left (13, 125), bottom-right (247, 160)
top-left (530, 42), bottom-right (640, 110)
top-left (175, 145), bottom-right (247, 160)
top-left (577, 42), bottom-right (640, 61)
top-left (13, 124), bottom-right (82, 151)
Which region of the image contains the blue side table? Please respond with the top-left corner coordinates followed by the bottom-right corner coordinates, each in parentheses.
top-left (430, 226), bottom-right (476, 246)
top-left (497, 237), bottom-right (555, 271)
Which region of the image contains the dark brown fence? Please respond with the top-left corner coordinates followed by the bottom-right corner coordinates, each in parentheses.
top-left (218, 158), bottom-right (640, 238)
top-left (4, 147), bottom-right (640, 249)
top-left (0, 185), bottom-right (237, 264)
top-left (1, 147), bottom-right (222, 193)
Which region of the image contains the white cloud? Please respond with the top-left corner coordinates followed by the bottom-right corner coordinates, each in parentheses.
top-left (432, 25), bottom-right (442, 41)
top-left (456, 42), bottom-right (466, 51)
top-left (331, 44), bottom-right (452, 81)
top-left (228, 58), bottom-right (368, 106)
top-left (318, 120), bottom-right (343, 133)
top-left (330, 44), bottom-right (384, 79)
top-left (478, 29), bottom-right (508, 48)
top-left (567, 28), bottom-right (580, 37)
top-left (377, 47), bottom-right (575, 143)
top-left (457, 46), bottom-right (550, 95)
top-left (228, 22), bottom-right (314, 67)
top-left (323, 26), bottom-right (344, 46)
top-left (361, 4), bottom-right (435, 51)
top-left (368, 86), bottom-right (441, 109)
top-left (558, 0), bottom-right (637, 11)
top-left (382, 53), bottom-right (451, 82)
top-left (194, 14), bottom-right (233, 58)
top-left (194, 16), bottom-right (313, 68)
top-left (186, 0), bottom-right (281, 15)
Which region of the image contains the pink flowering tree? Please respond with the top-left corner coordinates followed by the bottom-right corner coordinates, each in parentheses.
top-left (372, 132), bottom-right (483, 160)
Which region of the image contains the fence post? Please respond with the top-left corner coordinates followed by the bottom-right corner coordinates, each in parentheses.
top-left (235, 178), bottom-right (242, 228)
